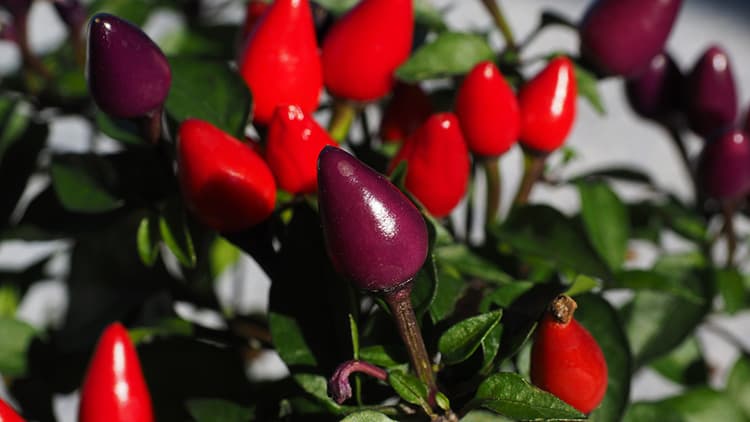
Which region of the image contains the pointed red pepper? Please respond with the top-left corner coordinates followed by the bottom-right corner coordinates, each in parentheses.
top-left (456, 61), bottom-right (520, 157)
top-left (321, 0), bottom-right (413, 102)
top-left (391, 113), bottom-right (470, 218)
top-left (518, 57), bottom-right (577, 153)
top-left (266, 104), bottom-right (338, 194)
top-left (379, 82), bottom-right (433, 143)
top-left (0, 398), bottom-right (24, 422)
top-left (79, 323), bottom-right (154, 422)
top-left (239, 0), bottom-right (322, 125)
top-left (531, 295), bottom-right (607, 414)
top-left (177, 119), bottom-right (276, 233)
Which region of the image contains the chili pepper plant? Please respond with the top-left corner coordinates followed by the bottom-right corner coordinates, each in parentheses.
top-left (0, 0), bottom-right (748, 421)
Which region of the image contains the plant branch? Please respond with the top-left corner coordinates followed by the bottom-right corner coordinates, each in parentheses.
top-left (479, 0), bottom-right (517, 53)
top-left (665, 125), bottom-right (697, 203)
top-left (720, 201), bottom-right (737, 268)
top-left (483, 158), bottom-right (501, 228)
top-left (329, 100), bottom-right (358, 143)
top-left (513, 150), bottom-right (547, 206)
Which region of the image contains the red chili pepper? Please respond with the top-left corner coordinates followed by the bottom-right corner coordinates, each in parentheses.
top-left (239, 0), bottom-right (322, 125)
top-left (266, 104), bottom-right (337, 194)
top-left (239, 0), bottom-right (270, 44)
top-left (391, 113), bottom-right (470, 218)
top-left (380, 82), bottom-right (433, 143)
top-left (321, 0), bottom-right (413, 102)
top-left (0, 398), bottom-right (24, 422)
top-left (530, 295), bottom-right (607, 414)
top-left (518, 57), bottom-right (577, 153)
top-left (177, 118), bottom-right (276, 233)
top-left (79, 323), bottom-right (154, 422)
top-left (456, 60), bottom-right (520, 157)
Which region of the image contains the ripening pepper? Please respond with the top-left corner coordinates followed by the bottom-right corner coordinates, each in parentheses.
top-left (579, 0), bottom-right (683, 78)
top-left (79, 322), bottom-right (154, 422)
top-left (177, 118), bottom-right (276, 232)
top-left (697, 129), bottom-right (750, 201)
top-left (685, 45), bottom-right (738, 138)
top-left (379, 82), bottom-right (433, 143)
top-left (391, 113), bottom-right (470, 218)
top-left (0, 398), bottom-right (24, 422)
top-left (321, 0), bottom-right (413, 102)
top-left (86, 13), bottom-right (171, 119)
top-left (266, 104), bottom-right (337, 194)
top-left (239, 0), bottom-right (322, 125)
top-left (317, 146), bottom-right (428, 292)
top-left (455, 60), bottom-right (520, 157)
top-left (518, 57), bottom-right (577, 153)
top-left (625, 52), bottom-right (684, 123)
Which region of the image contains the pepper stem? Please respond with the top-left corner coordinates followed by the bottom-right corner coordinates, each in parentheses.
top-left (382, 284), bottom-right (437, 397)
top-left (483, 157), bottom-right (501, 228)
top-left (141, 108), bottom-right (164, 145)
top-left (480, 0), bottom-right (517, 53)
top-left (721, 201), bottom-right (737, 268)
top-left (549, 295), bottom-right (577, 325)
top-left (513, 150), bottom-right (547, 206)
top-left (329, 100), bottom-right (358, 143)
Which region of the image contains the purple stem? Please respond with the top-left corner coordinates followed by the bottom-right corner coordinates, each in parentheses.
top-left (328, 360), bottom-right (388, 404)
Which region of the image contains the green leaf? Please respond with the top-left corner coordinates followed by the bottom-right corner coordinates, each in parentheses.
top-left (460, 411), bottom-right (513, 421)
top-left (208, 236), bottom-right (241, 278)
top-left (438, 309), bottom-right (502, 365)
top-left (0, 115), bottom-right (46, 224)
top-left (396, 32), bottom-right (495, 82)
top-left (185, 398), bottom-right (254, 422)
top-left (388, 370), bottom-right (430, 411)
top-left (479, 281), bottom-right (536, 313)
top-left (578, 180), bottom-right (629, 271)
top-left (137, 215), bottom-right (160, 267)
top-left (623, 388), bottom-right (747, 422)
top-left (616, 270), bottom-right (703, 303)
top-left (659, 196), bottom-right (708, 243)
top-left (160, 25), bottom-right (238, 59)
top-left (569, 166), bottom-right (655, 186)
top-left (538, 10), bottom-right (577, 30)
top-left (0, 286), bottom-right (19, 318)
top-left (359, 345), bottom-right (407, 368)
top-left (158, 198), bottom-right (197, 268)
top-left (0, 95), bottom-right (32, 161)
top-left (129, 318), bottom-right (193, 345)
top-left (428, 264), bottom-right (466, 323)
top-left (341, 410), bottom-right (397, 422)
top-left (95, 111), bottom-right (145, 146)
top-left (651, 337), bottom-right (707, 386)
top-left (88, 0), bottom-right (154, 25)
top-left (411, 253), bottom-right (439, 318)
top-left (714, 268), bottom-right (745, 314)
top-left (480, 323), bottom-right (503, 373)
top-left (436, 244), bottom-right (514, 284)
top-left (573, 61), bottom-right (605, 115)
top-left (0, 317), bottom-right (37, 376)
top-left (293, 373), bottom-right (345, 414)
top-left (470, 372), bottom-right (586, 420)
top-left (574, 294), bottom-right (632, 422)
top-left (565, 274), bottom-right (599, 296)
top-left (727, 354), bottom-right (750, 418)
top-left (165, 58), bottom-right (252, 139)
top-left (268, 312), bottom-right (317, 367)
top-left (492, 205), bottom-right (611, 279)
top-left (50, 154), bottom-right (124, 213)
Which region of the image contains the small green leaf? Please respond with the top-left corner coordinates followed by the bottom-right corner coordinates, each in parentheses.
top-left (727, 354), bottom-right (750, 418)
top-left (166, 58), bottom-right (252, 139)
top-left (714, 268), bottom-right (745, 314)
top-left (396, 32), bottom-right (495, 82)
top-left (428, 264), bottom-right (466, 323)
top-left (0, 95), bottom-right (32, 161)
top-left (651, 337), bottom-right (707, 386)
top-left (616, 270), bottom-right (703, 303)
top-left (359, 345), bottom-right (407, 368)
top-left (573, 61), bottom-right (605, 115)
top-left (137, 215), bottom-right (160, 267)
top-left (479, 281), bottom-right (536, 313)
top-left (624, 388), bottom-right (747, 422)
top-left (158, 199), bottom-right (197, 268)
top-left (185, 398), bottom-right (254, 422)
top-left (208, 236), bottom-right (241, 279)
top-left (578, 180), bottom-right (629, 271)
top-left (436, 244), bottom-right (514, 284)
top-left (480, 323), bottom-right (503, 373)
top-left (436, 392), bottom-right (451, 411)
top-left (438, 309), bottom-right (502, 365)
top-left (460, 410), bottom-right (513, 421)
top-left (388, 370), bottom-right (430, 411)
top-left (129, 318), bottom-right (193, 345)
top-left (569, 166), bottom-right (655, 186)
top-left (0, 317), bottom-right (37, 377)
top-left (471, 372), bottom-right (586, 420)
top-left (341, 410), bottom-right (397, 422)
top-left (293, 373), bottom-right (344, 414)
top-left (95, 111), bottom-right (145, 145)
top-left (269, 312), bottom-right (317, 367)
top-left (565, 274), bottom-right (599, 296)
top-left (50, 154), bottom-right (124, 213)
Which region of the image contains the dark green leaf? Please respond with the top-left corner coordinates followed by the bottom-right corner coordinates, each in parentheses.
top-left (538, 10), bottom-right (577, 30)
top-left (0, 117), bottom-right (46, 223)
top-left (50, 154), bottom-right (124, 213)
top-left (269, 312), bottom-right (317, 367)
top-left (578, 181), bottom-right (629, 271)
top-left (470, 372), bottom-right (586, 420)
top-left (158, 198), bottom-right (197, 268)
top-left (0, 317), bottom-right (37, 376)
top-left (573, 61), bottom-right (605, 115)
top-left (428, 264), bottom-right (466, 323)
top-left (411, 253), bottom-right (439, 318)
top-left (137, 215), bottom-right (160, 267)
top-left (95, 111), bottom-right (145, 145)
top-left (651, 337), bottom-right (707, 386)
top-left (575, 294), bottom-right (632, 422)
top-left (492, 205), bottom-right (611, 279)
top-left (341, 411), bottom-right (397, 422)
top-left (569, 166), bottom-right (654, 187)
top-left (161, 25), bottom-right (239, 59)
top-left (727, 354), bottom-right (750, 418)
top-left (438, 309), bottom-right (502, 365)
top-left (293, 373), bottom-right (346, 414)
top-left (623, 388), bottom-right (747, 422)
top-left (714, 268), bottom-right (745, 314)
top-left (480, 324), bottom-right (503, 373)
top-left (616, 270), bottom-right (703, 303)
top-left (480, 282), bottom-right (536, 313)
top-left (166, 58), bottom-right (252, 139)
top-left (0, 95), bottom-right (32, 161)
top-left (359, 345), bottom-right (407, 368)
top-left (185, 398), bottom-right (254, 422)
top-left (436, 244), bottom-right (514, 284)
top-left (388, 370), bottom-right (430, 410)
top-left (396, 32), bottom-right (495, 82)
top-left (129, 318), bottom-right (193, 344)
top-left (565, 274), bottom-right (599, 296)
top-left (460, 411), bottom-right (513, 421)
top-left (659, 196), bottom-right (708, 243)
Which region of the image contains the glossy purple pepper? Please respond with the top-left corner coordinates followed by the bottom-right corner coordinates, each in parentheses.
top-left (86, 13), bottom-right (171, 118)
top-left (626, 52), bottom-right (683, 122)
top-left (685, 45), bottom-right (737, 138)
top-left (317, 146), bottom-right (428, 292)
top-left (579, 0), bottom-right (683, 78)
top-left (697, 130), bottom-right (750, 201)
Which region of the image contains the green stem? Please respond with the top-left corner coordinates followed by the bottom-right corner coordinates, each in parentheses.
top-left (382, 285), bottom-right (437, 399)
top-left (513, 151), bottom-right (547, 206)
top-left (665, 125), bottom-right (697, 204)
top-left (479, 0), bottom-right (517, 52)
top-left (329, 101), bottom-right (358, 143)
top-left (483, 158), bottom-right (501, 228)
top-left (721, 201), bottom-right (737, 268)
